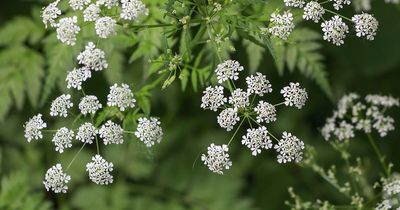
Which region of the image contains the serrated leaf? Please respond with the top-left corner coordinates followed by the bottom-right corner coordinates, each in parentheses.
top-left (0, 17), bottom-right (44, 46)
top-left (243, 39), bottom-right (264, 74)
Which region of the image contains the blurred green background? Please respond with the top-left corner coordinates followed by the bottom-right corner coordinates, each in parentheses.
top-left (0, 0), bottom-right (400, 210)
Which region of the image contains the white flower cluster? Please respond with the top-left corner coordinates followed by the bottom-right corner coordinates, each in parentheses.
top-left (77, 42), bottom-right (108, 71)
top-left (50, 94), bottom-right (73, 117)
top-left (303, 1), bottom-right (325, 23)
top-left (52, 127), bottom-right (74, 153)
top-left (99, 120), bottom-right (124, 145)
top-left (376, 174), bottom-right (400, 210)
top-left (267, 11), bottom-right (295, 40)
top-left (24, 114), bottom-right (47, 142)
top-left (107, 83), bottom-right (136, 111)
top-left (76, 122), bottom-right (97, 144)
top-left (79, 95), bottom-right (102, 115)
top-left (134, 117), bottom-right (164, 147)
top-left (321, 93), bottom-right (399, 141)
top-left (215, 60), bottom-right (244, 83)
top-left (43, 164), bottom-right (71, 193)
top-left (284, 0), bottom-right (305, 8)
top-left (86, 155), bottom-right (114, 185)
top-left (41, 0), bottom-right (148, 45)
top-left (66, 67), bottom-right (92, 90)
top-left (321, 16), bottom-right (349, 46)
top-left (200, 60), bottom-right (308, 174)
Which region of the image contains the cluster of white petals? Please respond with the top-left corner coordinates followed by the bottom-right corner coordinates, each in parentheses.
top-left (76, 122), bottom-right (97, 144)
top-left (77, 42), bottom-right (108, 71)
top-left (268, 11), bottom-right (295, 40)
top-left (24, 114), bottom-right (47, 142)
top-left (321, 16), bottom-right (349, 46)
top-left (50, 94), bottom-right (73, 117)
top-left (274, 132), bottom-right (305, 163)
top-left (95, 17), bottom-right (116, 39)
top-left (83, 4), bottom-right (100, 22)
top-left (217, 108), bottom-right (240, 131)
top-left (333, 0), bottom-right (351, 10)
top-left (303, 1), bottom-right (325, 23)
top-left (52, 127), bottom-right (74, 153)
top-left (41, 0), bottom-right (61, 28)
top-left (79, 95), bottom-right (102, 115)
top-left (280, 82), bottom-right (308, 109)
top-left (66, 67), bottom-right (91, 90)
top-left (242, 126), bottom-right (273, 156)
top-left (229, 88), bottom-right (250, 109)
top-left (107, 83), bottom-right (136, 111)
top-left (69, 0), bottom-right (90, 11)
top-left (120, 0), bottom-right (149, 21)
top-left (246, 72), bottom-right (272, 96)
top-left (86, 155), bottom-right (114, 185)
top-left (43, 164), bottom-right (71, 193)
top-left (96, 0), bottom-right (119, 9)
top-left (284, 0), bottom-right (305, 7)
top-left (201, 144), bottom-right (232, 174)
top-left (352, 13), bottom-right (379, 41)
top-left (254, 101), bottom-right (277, 123)
top-left (201, 86), bottom-right (227, 111)
top-left (215, 60), bottom-right (244, 83)
top-left (99, 120), bottom-right (124, 145)
top-left (134, 117), bottom-right (163, 147)
top-left (56, 16), bottom-right (80, 45)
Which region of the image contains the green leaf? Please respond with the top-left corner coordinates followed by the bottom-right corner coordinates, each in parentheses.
top-left (179, 68), bottom-right (190, 91)
top-left (243, 39), bottom-right (264, 74)
top-left (0, 17), bottom-right (44, 46)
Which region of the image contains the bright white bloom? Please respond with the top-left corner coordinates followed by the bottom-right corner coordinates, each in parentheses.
top-left (66, 67), bottom-right (91, 90)
top-left (383, 178), bottom-right (400, 196)
top-left (69, 0), bottom-right (90, 10)
top-left (321, 116), bottom-right (336, 140)
top-left (76, 122), bottom-right (97, 144)
top-left (50, 94), bottom-right (73, 117)
top-left (120, 0), bottom-right (149, 21)
top-left (268, 11), bottom-right (295, 40)
top-left (303, 1), bottom-right (325, 23)
top-left (201, 144), bottom-right (232, 174)
top-left (280, 82), bottom-right (308, 109)
top-left (246, 72), bottom-right (272, 96)
top-left (96, 0), bottom-right (119, 9)
top-left (83, 4), bottom-right (100, 22)
top-left (95, 17), bottom-right (116, 38)
top-left (98, 120), bottom-right (124, 145)
top-left (321, 16), bottom-right (349, 46)
top-left (334, 121), bottom-right (355, 140)
top-left (41, 0), bottom-right (61, 28)
top-left (134, 117), bottom-right (163, 147)
top-left (242, 126), bottom-right (273, 156)
top-left (43, 164), bottom-right (71, 193)
top-left (274, 132), bottom-right (305, 163)
top-left (201, 86), bottom-right (227, 111)
top-left (56, 16), bottom-right (80, 45)
top-left (217, 108), bottom-right (240, 131)
top-left (338, 93), bottom-right (359, 118)
top-left (284, 0), bottom-right (305, 7)
top-left (107, 83), bottom-right (136, 111)
top-left (86, 155), bottom-right (113, 185)
top-left (215, 60), bottom-right (244, 83)
top-left (79, 95), bottom-right (102, 115)
top-left (52, 127), bottom-right (74, 153)
top-left (376, 200), bottom-right (392, 210)
top-left (352, 13), bottom-right (379, 40)
top-left (254, 101), bottom-right (277, 123)
top-left (77, 42), bottom-right (108, 71)
top-left (355, 119), bottom-right (372, 133)
top-left (229, 89), bottom-right (250, 109)
top-left (333, 0), bottom-right (351, 10)
top-left (24, 114), bottom-right (47, 142)
top-left (365, 94), bottom-right (399, 107)
top-left (373, 115), bottom-right (395, 137)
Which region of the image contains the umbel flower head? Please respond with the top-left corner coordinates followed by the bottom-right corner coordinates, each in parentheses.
top-left (303, 1), bottom-right (325, 23)
top-left (229, 88), bottom-right (250, 109)
top-left (24, 114), bottom-right (47, 142)
top-left (69, 0), bottom-right (90, 10)
top-left (76, 122), bottom-right (97, 144)
top-left (332, 0), bottom-right (351, 10)
top-left (376, 173), bottom-right (400, 210)
top-left (266, 11), bottom-right (295, 40)
top-left (107, 83), bottom-right (136, 111)
top-left (43, 164), bottom-right (71, 193)
top-left (134, 117), bottom-right (163, 147)
top-left (56, 16), bottom-right (80, 45)
top-left (41, 0), bottom-right (61, 28)
top-left (217, 107), bottom-right (240, 131)
top-left (352, 13), bottom-right (379, 41)
top-left (321, 16), bottom-right (349, 46)
top-left (284, 0), bottom-right (305, 8)
top-left (96, 0), bottom-right (119, 9)
top-left (79, 95), bottom-right (102, 115)
top-left (52, 127), bottom-right (74, 153)
top-left (215, 60), bottom-right (244, 83)
top-left (83, 4), bottom-right (100, 22)
top-left (242, 126), bottom-right (273, 156)
top-left (66, 67), bottom-right (92, 90)
top-left (201, 144), bottom-right (232, 175)
top-left (50, 94), bottom-right (73, 117)
top-left (280, 82), bottom-right (308, 109)
top-left (95, 16), bottom-right (116, 39)
top-left (77, 42), bottom-right (108, 71)
top-left (274, 132), bottom-right (305, 163)
top-left (254, 101), bottom-right (277, 123)
top-left (86, 155), bottom-right (114, 185)
top-left (246, 72), bottom-right (272, 96)
top-left (120, 0), bottom-right (149, 21)
top-left (201, 85), bottom-right (227, 111)
top-left (99, 120), bottom-right (124, 145)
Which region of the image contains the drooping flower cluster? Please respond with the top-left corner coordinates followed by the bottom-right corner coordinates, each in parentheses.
top-left (200, 60), bottom-right (308, 174)
top-left (86, 155), bottom-right (114, 185)
top-left (41, 0), bottom-right (149, 45)
top-left (134, 117), bottom-right (164, 147)
top-left (43, 164), bottom-right (71, 193)
top-left (321, 93), bottom-right (399, 141)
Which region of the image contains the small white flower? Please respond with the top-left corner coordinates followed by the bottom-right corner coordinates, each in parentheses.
top-left (41, 0), bottom-right (61, 28)
top-left (69, 0), bottom-right (90, 10)
top-left (98, 120), bottom-right (124, 145)
top-left (303, 1), bottom-right (325, 23)
top-left (321, 116), bottom-right (336, 140)
top-left (86, 155), bottom-right (113, 185)
top-left (352, 13), bottom-right (379, 41)
top-left (107, 83), bottom-right (136, 111)
top-left (355, 119), bottom-right (372, 133)
top-left (334, 121), bottom-right (355, 140)
top-left (284, 0), bottom-right (305, 7)
top-left (217, 108), bottom-right (240, 131)
top-left (56, 16), bottom-right (80, 45)
top-left (50, 94), bottom-right (73, 117)
top-left (246, 72), bottom-right (272, 96)
top-left (52, 127), bottom-right (74, 153)
top-left (242, 126), bottom-right (273, 156)
top-left (365, 94), bottom-right (399, 108)
top-left (333, 0), bottom-right (351, 10)
top-left (254, 101), bottom-right (277, 123)
top-left (201, 86), bottom-right (227, 111)
top-left (201, 144), bottom-right (232, 174)
top-left (229, 88), bottom-right (250, 109)
top-left (79, 95), bottom-right (102, 115)
top-left (373, 115), bottom-right (395, 137)
top-left (120, 0), bottom-right (149, 21)
top-left (134, 117), bottom-right (163, 147)
top-left (66, 67), bottom-right (92, 90)
top-left (337, 93), bottom-right (359, 118)
top-left (83, 4), bottom-right (100, 22)
top-left (274, 132), bottom-right (305, 163)
top-left (215, 60), bottom-right (244, 83)
top-left (24, 114), bottom-right (47, 142)
top-left (267, 11), bottom-right (295, 40)
top-left (280, 82), bottom-right (308, 109)
top-left (376, 200), bottom-right (392, 210)
top-left (321, 16), bottom-right (349, 46)
top-left (76, 122), bottom-right (97, 144)
top-left (95, 17), bottom-right (116, 39)
top-left (77, 42), bottom-right (108, 71)
top-left (96, 0), bottom-right (119, 9)
top-left (43, 164), bottom-right (71, 193)
top-left (383, 178), bottom-right (400, 196)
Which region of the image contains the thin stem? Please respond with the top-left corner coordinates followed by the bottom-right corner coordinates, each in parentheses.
top-left (324, 9), bottom-right (353, 22)
top-left (367, 134), bottom-right (389, 177)
top-left (66, 143), bottom-right (86, 170)
top-left (274, 102), bottom-right (285, 107)
top-left (227, 117), bottom-right (246, 146)
top-left (42, 129), bottom-right (58, 133)
top-left (248, 116), bottom-right (280, 142)
top-left (123, 130), bottom-right (135, 134)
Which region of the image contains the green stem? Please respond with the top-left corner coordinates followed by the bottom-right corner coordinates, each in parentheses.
top-left (227, 117), bottom-right (246, 146)
top-left (367, 134), bottom-right (389, 177)
top-left (66, 143), bottom-right (86, 170)
top-left (324, 9), bottom-right (353, 22)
